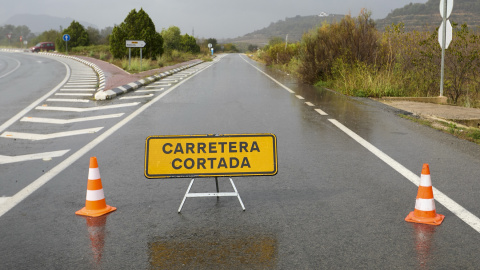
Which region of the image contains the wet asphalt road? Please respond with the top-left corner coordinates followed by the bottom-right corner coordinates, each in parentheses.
top-left (1, 53), bottom-right (480, 269)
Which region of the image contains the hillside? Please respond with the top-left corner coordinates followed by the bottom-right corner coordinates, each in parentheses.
top-left (227, 13), bottom-right (344, 46)
top-left (4, 14), bottom-right (97, 33)
top-left (376, 0), bottom-right (480, 31)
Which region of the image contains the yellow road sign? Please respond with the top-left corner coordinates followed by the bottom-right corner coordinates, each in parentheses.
top-left (145, 134), bottom-right (277, 178)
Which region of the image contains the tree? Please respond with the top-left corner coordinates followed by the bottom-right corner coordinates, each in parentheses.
top-left (56, 21), bottom-right (90, 52)
top-left (161, 26), bottom-right (182, 52)
top-left (180, 34), bottom-right (200, 53)
top-left (30, 30), bottom-right (60, 47)
top-left (109, 8), bottom-right (163, 59)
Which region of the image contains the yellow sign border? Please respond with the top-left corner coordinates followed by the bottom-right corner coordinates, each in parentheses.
top-left (145, 134), bottom-right (277, 178)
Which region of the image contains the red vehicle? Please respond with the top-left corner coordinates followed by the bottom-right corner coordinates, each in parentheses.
top-left (30, 42), bottom-right (55, 52)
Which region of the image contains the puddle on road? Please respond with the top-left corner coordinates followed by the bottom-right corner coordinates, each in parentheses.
top-left (411, 223), bottom-right (437, 269)
top-left (148, 229), bottom-right (277, 269)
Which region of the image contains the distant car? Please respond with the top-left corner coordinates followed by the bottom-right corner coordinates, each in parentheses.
top-left (30, 42), bottom-right (55, 52)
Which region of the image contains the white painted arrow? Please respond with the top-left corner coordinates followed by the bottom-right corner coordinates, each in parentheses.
top-left (21, 113), bottom-right (124, 124)
top-left (1, 127), bottom-right (103, 140)
top-left (35, 102), bottom-right (140, 112)
top-left (0, 149), bottom-right (70, 164)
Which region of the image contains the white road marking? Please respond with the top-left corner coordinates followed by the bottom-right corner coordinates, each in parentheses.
top-left (0, 150), bottom-right (70, 164)
top-left (296, 95), bottom-right (305, 100)
top-left (60, 88), bottom-right (95, 91)
top-left (55, 93), bottom-right (93, 97)
top-left (1, 127), bottom-right (103, 140)
top-left (0, 197), bottom-right (11, 205)
top-left (0, 59), bottom-right (217, 218)
top-left (147, 84), bottom-right (170, 88)
top-left (305, 102), bottom-right (315, 106)
top-left (239, 55), bottom-right (295, 94)
top-left (21, 113), bottom-right (124, 124)
top-left (46, 98), bottom-right (90, 103)
top-left (137, 88), bottom-right (164, 93)
top-left (35, 102), bottom-right (140, 112)
top-left (243, 53), bottom-right (480, 234)
top-left (328, 119), bottom-right (480, 233)
top-left (120, 94), bottom-right (154, 100)
top-left (315, 109), bottom-right (328, 115)
top-left (0, 61), bottom-right (70, 134)
top-left (0, 55), bottom-right (21, 79)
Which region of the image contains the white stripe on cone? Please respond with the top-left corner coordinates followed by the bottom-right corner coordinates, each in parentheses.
top-left (89, 168), bottom-right (101, 180)
top-left (86, 189), bottom-right (105, 201)
top-left (415, 198), bottom-right (436, 211)
top-left (420, 174), bottom-right (432, 187)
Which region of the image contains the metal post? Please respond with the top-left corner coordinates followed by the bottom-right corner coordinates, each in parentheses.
top-left (440, 0), bottom-right (448, 97)
top-left (215, 177), bottom-right (220, 200)
top-left (66, 41), bottom-right (68, 55)
top-left (128, 48), bottom-right (131, 70)
top-left (140, 48), bottom-right (143, 72)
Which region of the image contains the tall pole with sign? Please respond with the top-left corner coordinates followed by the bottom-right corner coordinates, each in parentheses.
top-left (439, 0), bottom-right (453, 97)
top-left (63, 34), bottom-right (71, 55)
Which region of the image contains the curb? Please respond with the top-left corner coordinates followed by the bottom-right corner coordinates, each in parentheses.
top-left (94, 60), bottom-right (204, 100)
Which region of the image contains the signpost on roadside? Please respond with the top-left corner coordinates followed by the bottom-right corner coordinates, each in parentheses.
top-left (63, 34), bottom-right (70, 54)
top-left (439, 0), bottom-right (454, 97)
top-left (145, 134), bottom-right (278, 212)
top-left (126, 40), bottom-right (146, 71)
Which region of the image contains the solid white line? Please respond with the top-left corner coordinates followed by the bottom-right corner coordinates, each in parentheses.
top-left (46, 98), bottom-right (90, 103)
top-left (315, 109), bottom-right (328, 115)
top-left (0, 197), bottom-right (11, 205)
top-left (305, 102), bottom-right (315, 106)
top-left (35, 102), bottom-right (139, 112)
top-left (0, 55), bottom-right (21, 79)
top-left (21, 113), bottom-right (124, 124)
top-left (0, 61), bottom-right (70, 134)
top-left (0, 150), bottom-right (70, 164)
top-left (328, 119), bottom-right (480, 233)
top-left (120, 94), bottom-right (154, 100)
top-left (244, 52), bottom-right (480, 234)
top-left (0, 55), bottom-right (219, 218)
top-left (240, 55), bottom-right (295, 94)
top-left (1, 127), bottom-right (103, 140)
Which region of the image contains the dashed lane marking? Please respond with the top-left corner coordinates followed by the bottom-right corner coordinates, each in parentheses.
top-left (296, 95), bottom-right (305, 100)
top-left (0, 150), bottom-right (70, 164)
top-left (35, 102), bottom-right (140, 112)
top-left (315, 109), bottom-right (328, 115)
top-left (305, 102), bottom-right (315, 106)
top-left (1, 127), bottom-right (103, 140)
top-left (20, 113), bottom-right (124, 124)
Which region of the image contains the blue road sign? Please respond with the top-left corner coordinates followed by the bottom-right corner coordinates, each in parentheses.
top-left (63, 34), bottom-right (70, 42)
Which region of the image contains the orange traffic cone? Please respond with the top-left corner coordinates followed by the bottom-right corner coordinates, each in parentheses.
top-left (76, 157), bottom-right (116, 217)
top-left (405, 164), bottom-right (444, 225)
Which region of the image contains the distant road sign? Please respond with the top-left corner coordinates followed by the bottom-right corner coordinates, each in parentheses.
top-left (126, 40), bottom-right (146, 48)
top-left (63, 34), bottom-right (70, 42)
top-left (145, 134), bottom-right (278, 178)
top-left (208, 43), bottom-right (212, 48)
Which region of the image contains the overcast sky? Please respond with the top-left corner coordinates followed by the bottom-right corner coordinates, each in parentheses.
top-left (2, 0), bottom-right (428, 38)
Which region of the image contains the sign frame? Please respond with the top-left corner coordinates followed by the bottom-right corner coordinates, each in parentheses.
top-left (145, 133), bottom-right (278, 179)
top-left (126, 40), bottom-right (146, 48)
